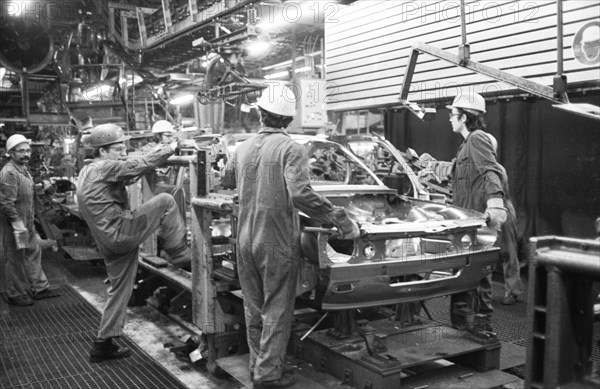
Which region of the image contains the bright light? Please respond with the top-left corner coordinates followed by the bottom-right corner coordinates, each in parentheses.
top-left (264, 71), bottom-right (288, 80)
top-left (169, 94), bottom-right (196, 105)
top-left (5, 1), bottom-right (35, 17)
top-left (119, 75), bottom-right (143, 87)
top-left (261, 51), bottom-right (321, 71)
top-left (246, 41), bottom-right (270, 57)
top-left (264, 66), bottom-right (312, 80)
top-left (81, 84), bottom-right (113, 101)
top-left (295, 66), bottom-right (312, 73)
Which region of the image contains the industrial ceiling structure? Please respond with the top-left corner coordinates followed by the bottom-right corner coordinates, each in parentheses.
top-left (0, 0), bottom-right (345, 130)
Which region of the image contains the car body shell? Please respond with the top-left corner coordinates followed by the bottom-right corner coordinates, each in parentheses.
top-left (194, 132), bottom-right (499, 310)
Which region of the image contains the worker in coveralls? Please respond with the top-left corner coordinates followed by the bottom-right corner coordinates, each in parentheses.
top-left (484, 133), bottom-right (522, 305)
top-left (448, 92), bottom-right (507, 332)
top-left (223, 82), bottom-right (360, 388)
top-left (77, 124), bottom-right (191, 362)
top-left (0, 134), bottom-right (62, 306)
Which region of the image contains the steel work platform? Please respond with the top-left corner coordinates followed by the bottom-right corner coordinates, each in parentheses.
top-left (0, 286), bottom-right (189, 389)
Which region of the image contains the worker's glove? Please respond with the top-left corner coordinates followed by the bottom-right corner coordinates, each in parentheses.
top-left (331, 207), bottom-right (361, 240)
top-left (11, 220), bottom-right (30, 250)
top-left (179, 139), bottom-right (198, 149)
top-left (169, 140), bottom-right (179, 152)
top-left (11, 219), bottom-right (26, 232)
top-left (483, 198), bottom-right (507, 231)
top-left (339, 221), bottom-right (361, 240)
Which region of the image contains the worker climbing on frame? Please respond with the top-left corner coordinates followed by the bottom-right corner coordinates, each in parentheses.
top-left (222, 81), bottom-right (361, 388)
top-left (76, 123), bottom-right (191, 362)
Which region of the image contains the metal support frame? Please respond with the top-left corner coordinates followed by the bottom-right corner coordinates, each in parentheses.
top-left (136, 8), bottom-right (148, 48)
top-left (188, 0), bottom-right (199, 22)
top-left (399, 1), bottom-right (599, 120)
top-left (109, 0), bottom-right (259, 51)
top-left (161, 0), bottom-right (174, 34)
top-left (399, 42), bottom-right (562, 105)
top-left (120, 13), bottom-right (129, 49)
top-left (210, 25), bottom-right (258, 47)
top-left (525, 236), bottom-right (600, 389)
top-left (290, 316), bottom-right (503, 389)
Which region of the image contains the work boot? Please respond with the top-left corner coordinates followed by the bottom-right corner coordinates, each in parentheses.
top-left (251, 365), bottom-right (295, 382)
top-left (30, 285), bottom-right (62, 300)
top-left (165, 243), bottom-right (192, 270)
top-left (7, 294), bottom-right (34, 306)
top-left (89, 338), bottom-right (132, 363)
top-left (474, 314), bottom-right (495, 334)
top-left (501, 293), bottom-right (518, 305)
top-left (253, 374), bottom-right (296, 389)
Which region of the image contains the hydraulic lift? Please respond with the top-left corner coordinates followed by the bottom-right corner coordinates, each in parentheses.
top-left (131, 145), bottom-right (521, 389)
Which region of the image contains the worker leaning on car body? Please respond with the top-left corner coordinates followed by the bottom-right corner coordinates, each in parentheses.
top-left (0, 134), bottom-right (62, 307)
top-left (77, 123), bottom-right (191, 363)
top-left (447, 92), bottom-right (507, 332)
top-left (222, 82), bottom-right (360, 389)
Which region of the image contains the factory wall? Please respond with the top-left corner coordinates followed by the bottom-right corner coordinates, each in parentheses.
top-left (325, 0), bottom-right (600, 111)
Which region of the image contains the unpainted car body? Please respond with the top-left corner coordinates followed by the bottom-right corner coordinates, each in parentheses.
top-left (196, 133), bottom-right (499, 310)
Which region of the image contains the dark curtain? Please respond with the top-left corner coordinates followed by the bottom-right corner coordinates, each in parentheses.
top-left (385, 92), bottom-right (600, 248)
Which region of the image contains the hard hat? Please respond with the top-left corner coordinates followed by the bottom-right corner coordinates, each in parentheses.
top-left (582, 25), bottom-right (600, 43)
top-left (86, 124), bottom-right (131, 148)
top-left (6, 134), bottom-right (31, 152)
top-left (446, 92), bottom-right (486, 113)
top-left (152, 120), bottom-right (175, 134)
top-left (256, 82), bottom-right (297, 117)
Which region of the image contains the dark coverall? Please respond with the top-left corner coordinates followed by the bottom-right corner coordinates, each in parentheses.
top-left (76, 145), bottom-right (187, 340)
top-left (0, 161), bottom-right (50, 298)
top-left (497, 165), bottom-right (522, 299)
top-left (223, 128), bottom-right (344, 382)
top-left (450, 129), bottom-right (505, 325)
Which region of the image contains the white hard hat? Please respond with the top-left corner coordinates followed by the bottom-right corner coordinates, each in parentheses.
top-left (582, 25), bottom-right (600, 43)
top-left (256, 82), bottom-right (297, 117)
top-left (6, 134), bottom-right (31, 152)
top-left (152, 120), bottom-right (175, 134)
top-left (446, 92), bottom-right (486, 113)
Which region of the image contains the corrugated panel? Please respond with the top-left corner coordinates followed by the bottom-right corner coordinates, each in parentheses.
top-left (325, 0), bottom-right (600, 111)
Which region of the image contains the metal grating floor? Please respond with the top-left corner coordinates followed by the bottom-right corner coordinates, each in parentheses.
top-left (422, 278), bottom-right (529, 344)
top-left (422, 276), bottom-right (529, 379)
top-left (423, 275), bottom-right (600, 379)
top-left (0, 286), bottom-right (189, 389)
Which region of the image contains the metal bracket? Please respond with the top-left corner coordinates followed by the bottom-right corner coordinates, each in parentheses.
top-left (399, 42), bottom-right (562, 105)
top-left (356, 322), bottom-right (388, 356)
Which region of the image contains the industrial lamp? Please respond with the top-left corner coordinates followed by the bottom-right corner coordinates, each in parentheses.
top-left (169, 94), bottom-right (196, 105)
